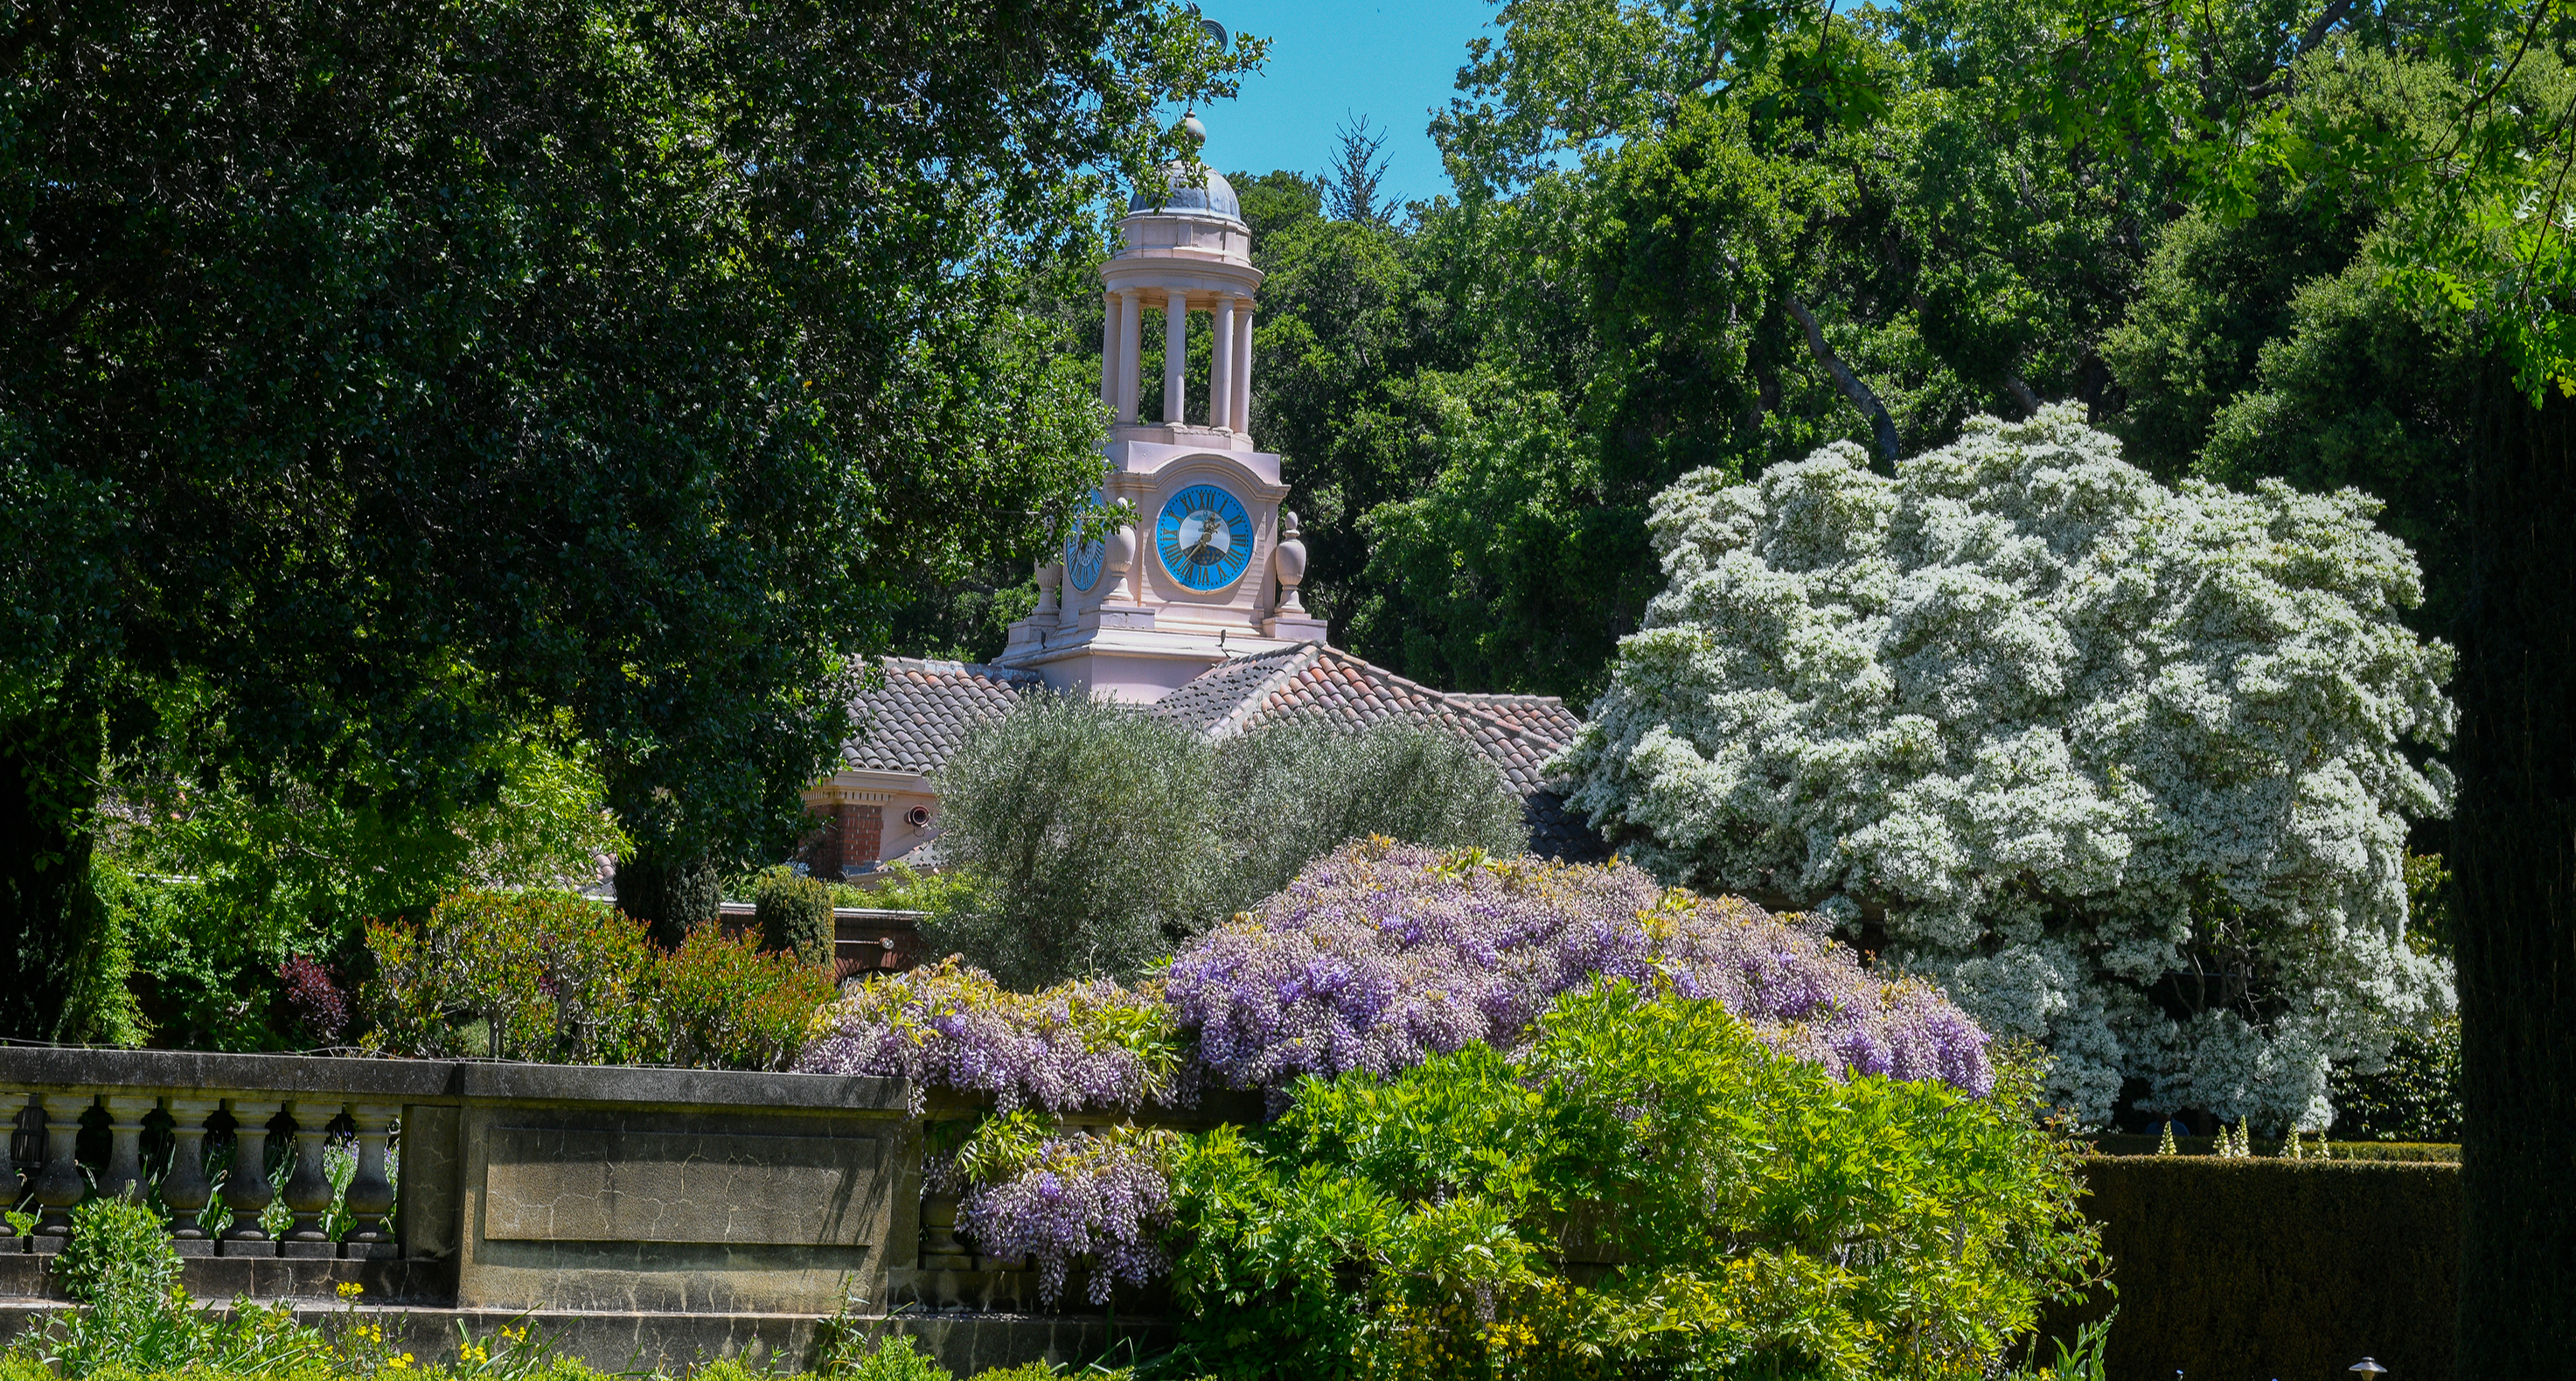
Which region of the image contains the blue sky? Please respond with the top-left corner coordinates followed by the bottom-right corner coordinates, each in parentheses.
top-left (1197, 1), bottom-right (1500, 206)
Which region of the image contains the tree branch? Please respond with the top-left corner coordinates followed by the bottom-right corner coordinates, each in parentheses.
top-left (2294, 0), bottom-right (2357, 57)
top-left (1785, 295), bottom-right (1900, 471)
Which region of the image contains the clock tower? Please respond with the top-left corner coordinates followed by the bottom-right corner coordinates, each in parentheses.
top-left (996, 116), bottom-right (1326, 702)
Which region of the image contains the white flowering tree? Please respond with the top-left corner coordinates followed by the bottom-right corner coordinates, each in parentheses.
top-left (1556, 408), bottom-right (2455, 1129)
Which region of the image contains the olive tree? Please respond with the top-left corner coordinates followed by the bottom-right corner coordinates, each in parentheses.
top-left (929, 698), bottom-right (1523, 988)
top-left (1557, 408), bottom-right (2455, 1128)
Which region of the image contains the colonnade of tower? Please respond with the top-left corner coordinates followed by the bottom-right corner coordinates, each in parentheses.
top-left (1099, 286), bottom-right (1255, 436)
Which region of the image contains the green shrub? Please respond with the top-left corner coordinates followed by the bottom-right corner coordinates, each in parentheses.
top-left (1207, 720), bottom-right (1523, 915)
top-left (2330, 1013), bottom-right (2462, 1142)
top-left (755, 868), bottom-right (835, 966)
top-left (363, 889), bottom-right (655, 1062)
top-left (52, 1196), bottom-right (179, 1308)
top-left (1163, 981), bottom-right (2099, 1380)
top-left (651, 923), bottom-right (838, 1069)
top-left (837, 861), bottom-right (989, 929)
top-left (361, 889), bottom-right (832, 1070)
top-left (930, 699), bottom-right (1527, 989)
top-left (826, 1336), bottom-right (951, 1381)
top-left (929, 697), bottom-right (1223, 988)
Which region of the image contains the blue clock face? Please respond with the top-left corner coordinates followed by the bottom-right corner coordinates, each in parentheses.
top-left (1066, 491), bottom-right (1108, 592)
top-left (1157, 484), bottom-right (1256, 591)
top-left (1066, 534), bottom-right (1104, 592)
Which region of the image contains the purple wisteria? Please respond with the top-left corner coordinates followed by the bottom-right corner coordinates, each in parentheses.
top-left (1164, 840), bottom-right (1994, 1097)
top-left (794, 958), bottom-right (1187, 1114)
top-left (948, 1128), bottom-right (1176, 1308)
top-left (798, 844), bottom-right (1995, 1312)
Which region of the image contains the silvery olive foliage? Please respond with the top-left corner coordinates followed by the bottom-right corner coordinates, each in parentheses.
top-left (1556, 408), bottom-right (2456, 1129)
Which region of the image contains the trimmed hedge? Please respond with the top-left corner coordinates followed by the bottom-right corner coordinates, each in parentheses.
top-left (2049, 1157), bottom-right (2458, 1380)
top-left (2086, 1133), bottom-right (2460, 1161)
top-left (755, 868), bottom-right (835, 966)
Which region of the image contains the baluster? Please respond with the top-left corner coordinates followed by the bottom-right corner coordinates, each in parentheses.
top-left (219, 1099), bottom-right (276, 1253)
top-left (162, 1096), bottom-right (220, 1255)
top-left (29, 1092), bottom-right (90, 1253)
top-left (342, 1103), bottom-right (397, 1257)
top-left (95, 1094), bottom-right (154, 1202)
top-left (278, 1102), bottom-right (337, 1255)
top-left (3, 1092), bottom-right (31, 1253)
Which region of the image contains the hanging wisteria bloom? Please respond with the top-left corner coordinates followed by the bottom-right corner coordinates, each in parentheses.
top-left (943, 1114), bottom-right (1179, 1308)
top-left (1164, 839), bottom-right (1994, 1097)
top-left (794, 958), bottom-right (1187, 1115)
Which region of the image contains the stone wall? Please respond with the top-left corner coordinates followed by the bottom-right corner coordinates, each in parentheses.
top-left (0, 1047), bottom-right (1135, 1374)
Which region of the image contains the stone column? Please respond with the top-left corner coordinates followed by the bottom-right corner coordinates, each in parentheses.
top-left (163, 1096), bottom-right (220, 1253)
top-left (29, 1094), bottom-right (86, 1250)
top-left (1209, 296), bottom-right (1236, 430)
top-left (279, 1102), bottom-right (336, 1252)
top-left (344, 1104), bottom-right (399, 1257)
top-left (220, 1099), bottom-right (277, 1251)
top-left (1098, 292), bottom-right (1121, 410)
top-left (1231, 303), bottom-right (1257, 443)
top-left (1162, 289), bottom-right (1190, 425)
top-left (97, 1093), bottom-right (153, 1202)
top-left (1116, 289), bottom-right (1143, 423)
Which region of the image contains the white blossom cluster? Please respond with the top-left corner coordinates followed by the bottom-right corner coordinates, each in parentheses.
top-left (1555, 408), bottom-right (2456, 1129)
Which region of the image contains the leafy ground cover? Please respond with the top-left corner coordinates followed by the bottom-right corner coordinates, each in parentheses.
top-left (0, 1200), bottom-right (1107, 1381)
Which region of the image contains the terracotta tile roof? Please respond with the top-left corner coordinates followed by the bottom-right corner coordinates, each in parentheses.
top-left (1148, 645), bottom-right (1312, 736)
top-left (845, 658), bottom-right (1047, 773)
top-left (1449, 693), bottom-right (1587, 747)
top-left (838, 646), bottom-right (1606, 861)
top-left (1152, 643), bottom-right (1606, 861)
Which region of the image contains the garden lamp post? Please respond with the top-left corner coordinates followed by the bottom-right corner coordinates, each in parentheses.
top-left (2350, 1360), bottom-right (2387, 1378)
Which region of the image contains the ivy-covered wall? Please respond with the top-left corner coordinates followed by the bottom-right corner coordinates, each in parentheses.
top-left (2053, 1158), bottom-right (2458, 1380)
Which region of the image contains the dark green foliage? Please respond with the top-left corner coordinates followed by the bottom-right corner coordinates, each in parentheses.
top-left (616, 855), bottom-right (726, 953)
top-left (0, 703), bottom-right (135, 1044)
top-left (1230, 171), bottom-right (1325, 245)
top-left (2332, 1016), bottom-right (2464, 1144)
top-left (927, 699), bottom-right (1526, 988)
top-left (755, 868), bottom-right (836, 967)
top-left (0, 0), bottom-right (1250, 1027)
top-left (2047, 1158), bottom-right (2460, 1380)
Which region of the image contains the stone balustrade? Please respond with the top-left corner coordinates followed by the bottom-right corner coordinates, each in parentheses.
top-left (6, 1085), bottom-right (399, 1259)
top-left (1, 1047), bottom-right (910, 1318)
top-left (0, 1048), bottom-right (1233, 1373)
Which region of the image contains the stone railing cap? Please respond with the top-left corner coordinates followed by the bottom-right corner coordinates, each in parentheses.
top-left (0, 1046), bottom-right (909, 1113)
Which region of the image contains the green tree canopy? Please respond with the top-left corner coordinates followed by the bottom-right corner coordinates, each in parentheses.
top-left (0, 0), bottom-right (1259, 1036)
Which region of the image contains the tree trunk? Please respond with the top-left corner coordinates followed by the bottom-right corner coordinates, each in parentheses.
top-left (0, 700), bottom-right (112, 1041)
top-left (2452, 384), bottom-right (2576, 1376)
top-left (1784, 295), bottom-right (1900, 472)
top-left (614, 849), bottom-right (722, 951)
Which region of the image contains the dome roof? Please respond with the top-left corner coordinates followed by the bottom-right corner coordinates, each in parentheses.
top-left (1127, 162), bottom-right (1242, 222)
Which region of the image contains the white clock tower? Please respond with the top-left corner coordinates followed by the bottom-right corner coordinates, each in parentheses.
top-left (996, 117), bottom-right (1326, 702)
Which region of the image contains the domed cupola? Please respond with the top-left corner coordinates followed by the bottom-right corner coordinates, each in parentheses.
top-left (1128, 164), bottom-right (1243, 221)
top-left (1129, 116), bottom-right (1243, 221)
top-left (1095, 111), bottom-right (1262, 444)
